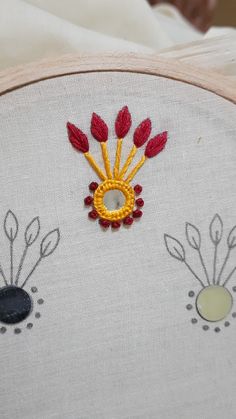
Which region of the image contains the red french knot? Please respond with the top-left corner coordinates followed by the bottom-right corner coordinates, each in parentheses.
top-left (136, 198), bottom-right (144, 208)
top-left (145, 131), bottom-right (168, 158)
top-left (84, 196), bottom-right (93, 206)
top-left (115, 106), bottom-right (132, 138)
top-left (112, 221), bottom-right (121, 229)
top-left (123, 216), bottom-right (133, 226)
top-left (133, 209), bottom-right (143, 219)
top-left (89, 182), bottom-right (99, 192)
top-left (88, 210), bottom-right (98, 220)
top-left (67, 122), bottom-right (89, 153)
top-left (99, 219), bottom-right (110, 229)
top-left (134, 184), bottom-right (143, 195)
top-left (133, 119), bottom-right (152, 148)
top-left (91, 113), bottom-right (108, 142)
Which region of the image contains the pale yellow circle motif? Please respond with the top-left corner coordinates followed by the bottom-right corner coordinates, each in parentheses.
top-left (196, 286), bottom-right (233, 322)
top-left (93, 179), bottom-right (135, 222)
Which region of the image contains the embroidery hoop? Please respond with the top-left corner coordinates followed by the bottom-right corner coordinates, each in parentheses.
top-left (0, 53), bottom-right (235, 102)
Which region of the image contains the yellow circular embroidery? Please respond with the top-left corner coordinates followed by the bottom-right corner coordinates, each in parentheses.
top-left (93, 179), bottom-right (135, 222)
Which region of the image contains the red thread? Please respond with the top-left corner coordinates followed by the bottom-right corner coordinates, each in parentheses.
top-left (91, 113), bottom-right (108, 142)
top-left (89, 182), bottom-right (98, 191)
top-left (115, 106), bottom-right (132, 138)
top-left (145, 131), bottom-right (168, 158)
top-left (84, 196), bottom-right (93, 206)
top-left (112, 221), bottom-right (121, 229)
top-left (99, 219), bottom-right (110, 228)
top-left (136, 198), bottom-right (144, 208)
top-left (88, 210), bottom-right (98, 220)
top-left (133, 119), bottom-right (152, 148)
top-left (67, 122), bottom-right (89, 153)
top-left (123, 216), bottom-right (133, 226)
top-left (133, 209), bottom-right (143, 218)
top-left (134, 184), bottom-right (143, 195)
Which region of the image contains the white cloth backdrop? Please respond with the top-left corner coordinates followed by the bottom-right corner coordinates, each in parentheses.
top-left (0, 0), bottom-right (236, 75)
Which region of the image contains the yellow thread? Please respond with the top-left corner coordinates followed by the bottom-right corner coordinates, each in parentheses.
top-left (119, 145), bottom-right (137, 179)
top-left (93, 179), bottom-right (135, 221)
top-left (113, 138), bottom-right (123, 179)
top-left (101, 142), bottom-right (113, 179)
top-left (125, 155), bottom-right (147, 183)
top-left (84, 152), bottom-right (107, 181)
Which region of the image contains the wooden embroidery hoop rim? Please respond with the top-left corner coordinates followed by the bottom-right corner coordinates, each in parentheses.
top-left (0, 53), bottom-right (235, 103)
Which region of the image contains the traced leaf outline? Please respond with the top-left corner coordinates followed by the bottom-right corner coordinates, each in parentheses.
top-left (164, 234), bottom-right (185, 262)
top-left (217, 222), bottom-right (236, 285)
top-left (209, 214), bottom-right (223, 245)
top-left (4, 210), bottom-right (18, 242)
top-left (40, 229), bottom-right (60, 258)
top-left (227, 225), bottom-right (236, 249)
top-left (25, 217), bottom-right (40, 247)
top-left (186, 222), bottom-right (201, 250)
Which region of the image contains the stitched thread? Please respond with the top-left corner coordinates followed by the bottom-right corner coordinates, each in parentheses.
top-left (119, 145), bottom-right (137, 179)
top-left (114, 106), bottom-right (132, 178)
top-left (84, 152), bottom-right (107, 181)
top-left (145, 132), bottom-right (168, 158)
top-left (100, 142), bottom-right (113, 179)
top-left (133, 119), bottom-right (152, 148)
top-left (126, 155), bottom-right (146, 183)
top-left (113, 138), bottom-right (123, 178)
top-left (91, 113), bottom-right (108, 142)
top-left (115, 106), bottom-right (132, 139)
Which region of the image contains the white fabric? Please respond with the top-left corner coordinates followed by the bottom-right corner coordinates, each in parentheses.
top-left (160, 33), bottom-right (236, 77)
top-left (1, 0), bottom-right (235, 72)
top-left (0, 71), bottom-right (235, 419)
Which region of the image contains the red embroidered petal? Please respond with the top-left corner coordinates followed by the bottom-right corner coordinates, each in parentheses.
top-left (145, 131), bottom-right (168, 158)
top-left (115, 106), bottom-right (132, 138)
top-left (67, 122), bottom-right (89, 153)
top-left (133, 118), bottom-right (152, 148)
top-left (91, 113), bottom-right (108, 142)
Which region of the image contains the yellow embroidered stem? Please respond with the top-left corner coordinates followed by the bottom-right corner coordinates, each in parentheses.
top-left (84, 152), bottom-right (107, 181)
top-left (119, 145), bottom-right (137, 179)
top-left (100, 142), bottom-right (113, 178)
top-left (113, 138), bottom-right (123, 179)
top-left (125, 155), bottom-right (147, 183)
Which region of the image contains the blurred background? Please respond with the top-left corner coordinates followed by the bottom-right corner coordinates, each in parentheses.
top-left (149, 0), bottom-right (236, 32)
top-left (214, 0), bottom-right (236, 26)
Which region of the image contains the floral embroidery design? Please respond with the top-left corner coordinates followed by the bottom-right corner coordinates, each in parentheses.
top-left (165, 214), bottom-right (236, 333)
top-left (0, 210), bottom-right (60, 334)
top-left (67, 106), bottom-right (168, 229)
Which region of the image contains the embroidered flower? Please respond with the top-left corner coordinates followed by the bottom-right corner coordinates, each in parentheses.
top-left (67, 106), bottom-right (168, 229)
